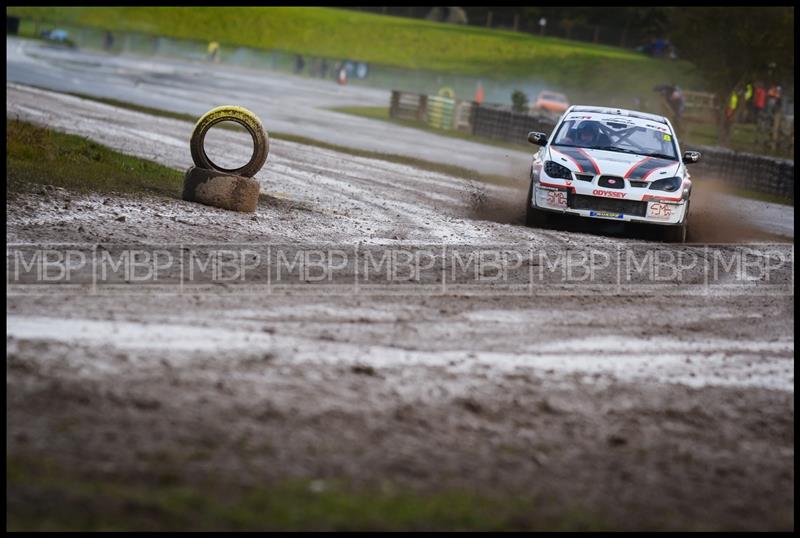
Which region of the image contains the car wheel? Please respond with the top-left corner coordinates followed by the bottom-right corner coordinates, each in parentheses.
top-left (663, 201), bottom-right (690, 243)
top-left (663, 222), bottom-right (687, 243)
top-left (525, 180), bottom-right (550, 228)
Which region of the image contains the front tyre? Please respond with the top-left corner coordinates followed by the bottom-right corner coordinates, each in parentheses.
top-left (663, 202), bottom-right (690, 243)
top-left (663, 222), bottom-right (688, 243)
top-left (525, 179), bottom-right (550, 228)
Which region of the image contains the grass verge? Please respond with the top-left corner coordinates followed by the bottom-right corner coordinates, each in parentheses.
top-left (7, 454), bottom-right (610, 531)
top-left (7, 119), bottom-right (183, 196)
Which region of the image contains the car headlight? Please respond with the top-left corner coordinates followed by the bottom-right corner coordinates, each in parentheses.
top-left (649, 176), bottom-right (682, 192)
top-left (544, 160), bottom-right (572, 180)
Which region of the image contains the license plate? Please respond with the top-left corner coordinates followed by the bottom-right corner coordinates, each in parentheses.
top-left (589, 211), bottom-right (623, 219)
top-left (648, 202), bottom-right (674, 219)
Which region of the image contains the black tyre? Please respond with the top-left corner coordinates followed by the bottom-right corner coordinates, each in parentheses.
top-left (190, 105), bottom-right (269, 178)
top-left (663, 223), bottom-right (687, 243)
top-left (663, 201), bottom-right (690, 243)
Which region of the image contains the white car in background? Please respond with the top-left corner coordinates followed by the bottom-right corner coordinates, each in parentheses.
top-left (525, 105), bottom-right (701, 242)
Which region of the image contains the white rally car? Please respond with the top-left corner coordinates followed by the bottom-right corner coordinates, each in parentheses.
top-left (525, 105), bottom-right (701, 242)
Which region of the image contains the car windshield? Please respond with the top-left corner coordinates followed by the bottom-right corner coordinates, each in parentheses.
top-left (551, 117), bottom-right (677, 159)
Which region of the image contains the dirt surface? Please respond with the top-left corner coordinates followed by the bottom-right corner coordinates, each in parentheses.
top-left (6, 84), bottom-right (795, 530)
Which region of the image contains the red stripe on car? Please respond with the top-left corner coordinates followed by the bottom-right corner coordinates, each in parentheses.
top-left (576, 148), bottom-right (601, 175)
top-left (624, 157), bottom-right (651, 179)
top-left (641, 163), bottom-right (677, 180)
top-left (550, 148), bottom-right (585, 173)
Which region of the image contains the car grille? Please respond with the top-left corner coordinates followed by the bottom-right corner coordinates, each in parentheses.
top-left (569, 194), bottom-right (647, 217)
top-left (629, 180), bottom-right (648, 188)
top-left (597, 175), bottom-right (624, 189)
top-left (575, 174), bottom-right (594, 182)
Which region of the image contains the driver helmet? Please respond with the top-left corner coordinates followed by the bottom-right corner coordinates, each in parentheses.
top-left (576, 121), bottom-right (599, 143)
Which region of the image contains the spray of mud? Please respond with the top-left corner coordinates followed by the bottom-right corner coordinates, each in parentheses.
top-left (462, 177), bottom-right (791, 244)
top-left (686, 177), bottom-right (791, 243)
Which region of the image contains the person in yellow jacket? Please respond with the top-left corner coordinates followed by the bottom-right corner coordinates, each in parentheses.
top-left (725, 89), bottom-right (739, 121)
top-left (743, 83), bottom-right (754, 122)
top-left (207, 41), bottom-right (220, 63)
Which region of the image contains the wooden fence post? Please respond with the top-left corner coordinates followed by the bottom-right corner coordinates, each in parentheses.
top-left (390, 91), bottom-right (399, 119)
top-left (418, 94), bottom-right (428, 122)
top-left (771, 114), bottom-right (781, 152)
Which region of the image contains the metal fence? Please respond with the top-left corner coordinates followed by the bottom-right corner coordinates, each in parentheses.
top-left (390, 90), bottom-right (794, 200)
top-left (470, 106), bottom-right (558, 142)
top-left (691, 147), bottom-right (794, 199)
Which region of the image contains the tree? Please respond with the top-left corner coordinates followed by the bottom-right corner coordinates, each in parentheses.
top-left (665, 7), bottom-right (794, 143)
top-left (511, 90), bottom-right (529, 113)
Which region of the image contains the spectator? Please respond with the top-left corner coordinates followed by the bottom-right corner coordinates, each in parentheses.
top-left (725, 88), bottom-right (739, 122)
top-left (294, 55), bottom-right (305, 74)
top-left (320, 59), bottom-right (329, 79)
top-left (643, 38), bottom-right (657, 56)
top-left (103, 31), bottom-right (114, 52)
top-left (653, 37), bottom-right (667, 58)
top-left (753, 81), bottom-right (767, 120)
top-left (207, 41), bottom-right (220, 63)
top-left (337, 63), bottom-right (348, 85)
top-left (743, 82), bottom-right (754, 123)
top-left (667, 42), bottom-right (678, 61)
top-left (654, 83), bottom-right (685, 133)
top-left (766, 82), bottom-right (782, 116)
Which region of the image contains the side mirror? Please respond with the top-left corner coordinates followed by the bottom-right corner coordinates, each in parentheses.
top-left (527, 131), bottom-right (548, 146)
top-left (683, 150), bottom-right (702, 164)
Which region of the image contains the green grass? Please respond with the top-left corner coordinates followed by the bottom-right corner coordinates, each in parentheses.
top-left (682, 121), bottom-right (791, 158)
top-left (7, 454), bottom-right (610, 531)
top-left (7, 6), bottom-right (701, 99)
top-left (7, 119), bottom-right (183, 196)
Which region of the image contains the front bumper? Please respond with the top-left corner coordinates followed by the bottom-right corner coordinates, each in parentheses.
top-left (532, 182), bottom-right (689, 226)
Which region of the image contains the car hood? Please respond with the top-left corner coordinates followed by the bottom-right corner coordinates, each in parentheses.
top-left (548, 146), bottom-right (680, 180)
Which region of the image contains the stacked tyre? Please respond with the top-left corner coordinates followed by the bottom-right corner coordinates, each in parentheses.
top-left (182, 106), bottom-right (269, 213)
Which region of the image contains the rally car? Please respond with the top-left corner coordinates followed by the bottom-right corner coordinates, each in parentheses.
top-left (532, 90), bottom-right (569, 114)
top-left (525, 105), bottom-right (701, 242)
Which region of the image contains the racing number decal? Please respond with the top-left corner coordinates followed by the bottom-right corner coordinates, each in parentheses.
top-left (546, 190), bottom-right (567, 208)
top-left (648, 203), bottom-right (673, 219)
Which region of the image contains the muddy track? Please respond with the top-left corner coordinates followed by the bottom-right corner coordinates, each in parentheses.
top-left (5, 83), bottom-right (794, 530)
